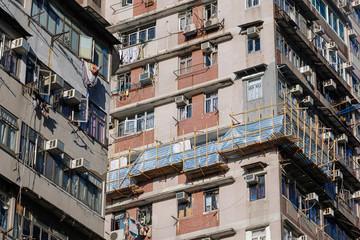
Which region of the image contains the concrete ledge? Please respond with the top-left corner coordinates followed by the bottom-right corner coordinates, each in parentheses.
top-left (106, 176), bottom-right (235, 212)
top-left (111, 74), bottom-right (235, 118)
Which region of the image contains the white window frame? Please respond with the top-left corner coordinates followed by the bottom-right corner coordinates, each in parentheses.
top-left (205, 92), bottom-right (218, 113)
top-left (204, 45), bottom-right (218, 67)
top-left (204, 2), bottom-right (217, 20)
top-left (122, 0), bottom-right (133, 6)
top-left (179, 11), bottom-right (192, 31)
top-left (247, 0), bottom-right (260, 8)
top-left (178, 99), bottom-right (192, 121)
top-left (118, 110), bottom-right (154, 137)
top-left (124, 25), bottom-right (156, 47)
top-left (142, 63), bottom-right (155, 74)
top-left (116, 72), bottom-right (131, 92)
top-left (247, 77), bottom-right (262, 101)
top-left (179, 55), bottom-right (192, 75)
top-left (204, 189), bottom-right (219, 212)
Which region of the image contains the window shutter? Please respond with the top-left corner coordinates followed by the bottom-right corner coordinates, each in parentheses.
top-left (79, 35), bottom-right (93, 60)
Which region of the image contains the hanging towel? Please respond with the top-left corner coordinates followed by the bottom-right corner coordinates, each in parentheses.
top-left (128, 217), bottom-right (139, 236)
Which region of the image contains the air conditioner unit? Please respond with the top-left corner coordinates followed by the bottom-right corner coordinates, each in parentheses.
top-left (110, 229), bottom-right (125, 240)
top-left (45, 74), bottom-right (65, 90)
top-left (306, 192), bottom-right (319, 202)
top-left (45, 139), bottom-right (65, 155)
top-left (244, 174), bottom-right (257, 184)
top-left (11, 38), bottom-right (29, 55)
top-left (352, 191), bottom-right (360, 200)
top-left (334, 169), bottom-right (343, 179)
top-left (298, 235), bottom-right (309, 240)
top-left (324, 207), bottom-right (334, 217)
top-left (353, 0), bottom-right (360, 9)
top-left (290, 84), bottom-right (303, 96)
top-left (183, 23), bottom-right (197, 36)
top-left (337, 133), bottom-right (348, 144)
top-left (326, 42), bottom-right (338, 51)
top-left (349, 29), bottom-right (357, 38)
top-left (53, 92), bottom-right (63, 103)
top-left (176, 192), bottom-right (189, 203)
top-left (71, 158), bottom-right (90, 173)
top-left (62, 89), bottom-right (81, 105)
top-left (175, 95), bottom-right (187, 106)
top-left (201, 42), bottom-right (212, 53)
top-left (299, 65), bottom-right (312, 76)
top-left (247, 26), bottom-right (260, 38)
top-left (321, 131), bottom-right (334, 141)
top-left (339, 1), bottom-right (350, 12)
top-left (343, 62), bottom-right (354, 71)
top-left (204, 17), bottom-right (220, 31)
top-left (139, 72), bottom-right (154, 86)
top-left (324, 79), bottom-right (336, 91)
top-left (301, 96), bottom-right (314, 106)
top-left (314, 25), bottom-right (324, 36)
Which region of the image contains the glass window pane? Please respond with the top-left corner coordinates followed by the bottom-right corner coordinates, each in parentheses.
top-left (54, 160), bottom-right (62, 186)
top-left (39, 1), bottom-right (48, 28)
top-left (70, 174), bottom-right (79, 197)
top-left (79, 177), bottom-right (86, 202)
top-left (22, 218), bottom-right (31, 236)
top-left (33, 225), bottom-right (41, 240)
top-left (79, 36), bottom-right (93, 60)
top-left (42, 231), bottom-right (49, 240)
top-left (139, 30), bottom-right (146, 42)
top-left (71, 30), bottom-right (79, 54)
top-left (45, 155), bottom-right (54, 181)
top-left (148, 27), bottom-right (156, 40)
top-left (48, 9), bottom-right (56, 35)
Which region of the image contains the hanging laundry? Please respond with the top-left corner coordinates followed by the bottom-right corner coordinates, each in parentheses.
top-left (122, 48), bottom-right (130, 64)
top-left (128, 217), bottom-right (139, 236)
top-left (81, 59), bottom-right (99, 91)
top-left (129, 45), bottom-right (140, 63)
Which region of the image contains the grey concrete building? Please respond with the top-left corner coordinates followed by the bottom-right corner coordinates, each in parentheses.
top-left (104, 0), bottom-right (360, 239)
top-left (0, 0), bottom-right (117, 240)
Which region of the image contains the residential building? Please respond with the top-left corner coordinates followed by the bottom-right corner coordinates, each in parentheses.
top-left (0, 1), bottom-right (117, 240)
top-left (105, 0), bottom-right (360, 239)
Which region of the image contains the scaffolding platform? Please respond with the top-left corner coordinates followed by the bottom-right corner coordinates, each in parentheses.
top-left (107, 100), bottom-right (339, 198)
top-left (107, 185), bottom-right (144, 200)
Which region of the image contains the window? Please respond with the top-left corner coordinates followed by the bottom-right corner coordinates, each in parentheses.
top-left (178, 99), bottom-right (192, 121)
top-left (179, 11), bottom-right (192, 31)
top-left (0, 107), bottom-right (18, 152)
top-left (247, 78), bottom-right (262, 101)
top-left (248, 35), bottom-right (260, 53)
top-left (179, 55), bottom-right (192, 75)
top-left (123, 25), bottom-right (156, 47)
top-left (204, 189), bottom-right (219, 212)
top-left (111, 211), bottom-right (127, 231)
top-left (247, 0), bottom-right (259, 8)
top-left (115, 72), bottom-right (131, 92)
top-left (0, 33), bottom-right (20, 76)
top-left (142, 63), bottom-right (155, 74)
top-left (251, 228), bottom-right (266, 240)
top-left (205, 92), bottom-right (218, 113)
top-left (204, 2), bottom-right (217, 20)
top-left (117, 110), bottom-right (154, 137)
top-left (204, 45), bottom-right (218, 67)
top-left (178, 194), bottom-right (192, 218)
top-left (0, 190), bottom-right (10, 229)
top-left (93, 42), bottom-right (108, 78)
top-left (249, 175), bottom-right (265, 201)
top-left (80, 103), bottom-right (106, 144)
top-left (122, 0), bottom-right (133, 6)
top-left (137, 205), bottom-right (152, 225)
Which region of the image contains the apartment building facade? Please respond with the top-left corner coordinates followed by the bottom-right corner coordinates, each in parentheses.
top-left (105, 0), bottom-right (360, 239)
top-left (0, 0), bottom-right (117, 240)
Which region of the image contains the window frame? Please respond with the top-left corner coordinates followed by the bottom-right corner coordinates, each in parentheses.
top-left (204, 189), bottom-right (219, 212)
top-left (249, 175), bottom-right (265, 201)
top-left (205, 92), bottom-right (218, 114)
top-left (204, 45), bottom-right (218, 67)
top-left (247, 0), bottom-right (260, 8)
top-left (117, 110), bottom-right (154, 137)
top-left (179, 10), bottom-right (192, 31)
top-left (179, 54), bottom-right (193, 75)
top-left (247, 35), bottom-right (261, 54)
top-left (123, 25), bottom-right (156, 47)
top-left (0, 33), bottom-right (20, 77)
top-left (247, 77), bottom-right (263, 102)
top-left (178, 99), bottom-right (192, 121)
top-left (178, 194), bottom-right (192, 218)
top-left (137, 204), bottom-right (152, 225)
top-left (204, 2), bottom-right (217, 21)
top-left (0, 106), bottom-right (18, 152)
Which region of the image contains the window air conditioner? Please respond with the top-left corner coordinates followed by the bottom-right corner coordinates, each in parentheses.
top-left (176, 192), bottom-right (189, 203)
top-left (298, 235), bottom-right (309, 240)
top-left (183, 23), bottom-right (197, 36)
top-left (349, 29), bottom-right (357, 38)
top-left (321, 131), bottom-right (334, 141)
top-left (11, 38), bottom-right (29, 55)
top-left (45, 74), bottom-right (65, 90)
top-left (352, 191), bottom-right (360, 200)
top-left (326, 42), bottom-right (337, 51)
top-left (338, 1), bottom-right (350, 12)
top-left (201, 42), bottom-right (212, 53)
top-left (324, 207), bottom-right (334, 217)
top-left (63, 89), bottom-right (81, 105)
top-left (45, 139), bottom-right (65, 155)
top-left (313, 25), bottom-right (324, 36)
top-left (247, 26), bottom-right (260, 38)
top-left (175, 95), bottom-right (187, 106)
top-left (352, 0), bottom-right (360, 9)
top-left (110, 229), bottom-right (126, 240)
top-left (71, 158), bottom-right (90, 173)
top-left (343, 62), bottom-right (354, 71)
top-left (139, 72), bottom-right (154, 86)
top-left (204, 17), bottom-right (220, 30)
top-left (299, 65), bottom-right (312, 76)
top-left (337, 133), bottom-right (348, 144)
top-left (324, 79), bottom-right (336, 91)
top-left (244, 174), bottom-right (257, 184)
top-left (334, 169), bottom-right (343, 179)
top-left (306, 192), bottom-right (319, 202)
top-left (289, 84), bottom-right (303, 96)
top-left (53, 93), bottom-right (63, 103)
top-left (301, 96), bottom-right (314, 106)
